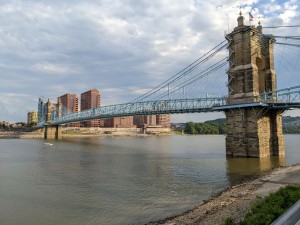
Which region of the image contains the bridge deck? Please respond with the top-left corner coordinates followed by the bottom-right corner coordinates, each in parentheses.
top-left (38, 86), bottom-right (300, 127)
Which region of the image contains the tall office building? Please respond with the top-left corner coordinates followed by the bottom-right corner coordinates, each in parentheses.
top-left (58, 93), bottom-right (79, 114)
top-left (58, 93), bottom-right (79, 127)
top-left (80, 89), bottom-right (101, 127)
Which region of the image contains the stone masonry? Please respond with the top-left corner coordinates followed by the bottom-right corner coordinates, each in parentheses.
top-left (225, 12), bottom-right (285, 157)
top-left (44, 98), bottom-right (62, 140)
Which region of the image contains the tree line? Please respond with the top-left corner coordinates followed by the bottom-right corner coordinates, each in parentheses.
top-left (184, 121), bottom-right (226, 134)
top-left (183, 116), bottom-right (300, 135)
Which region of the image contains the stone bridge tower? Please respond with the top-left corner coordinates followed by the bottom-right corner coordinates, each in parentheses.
top-left (225, 12), bottom-right (285, 157)
top-left (44, 98), bottom-right (62, 140)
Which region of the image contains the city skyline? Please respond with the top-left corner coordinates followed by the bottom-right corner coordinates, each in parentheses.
top-left (1, 0), bottom-right (299, 122)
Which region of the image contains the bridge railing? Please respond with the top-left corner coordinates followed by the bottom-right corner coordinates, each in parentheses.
top-left (260, 86), bottom-right (300, 104)
top-left (50, 97), bottom-right (227, 125)
top-left (36, 86), bottom-right (300, 127)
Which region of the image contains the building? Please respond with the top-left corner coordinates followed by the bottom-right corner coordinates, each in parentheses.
top-left (80, 89), bottom-right (101, 127)
top-left (156, 114), bottom-right (171, 128)
top-left (104, 117), bottom-right (135, 128)
top-left (133, 114), bottom-right (170, 128)
top-left (27, 111), bottom-right (38, 126)
top-left (38, 97), bottom-right (47, 124)
top-left (133, 115), bottom-right (157, 128)
top-left (58, 93), bottom-right (79, 127)
top-left (58, 93), bottom-right (79, 114)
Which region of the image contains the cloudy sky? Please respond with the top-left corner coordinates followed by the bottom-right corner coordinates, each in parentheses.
top-left (0, 0), bottom-right (299, 122)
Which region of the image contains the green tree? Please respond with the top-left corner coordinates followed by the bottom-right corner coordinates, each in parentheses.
top-left (184, 122), bottom-right (196, 134)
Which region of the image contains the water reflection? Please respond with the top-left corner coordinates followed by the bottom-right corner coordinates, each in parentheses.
top-left (226, 155), bottom-right (286, 185)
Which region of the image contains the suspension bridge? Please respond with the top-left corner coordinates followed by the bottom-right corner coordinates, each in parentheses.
top-left (38, 13), bottom-right (300, 157)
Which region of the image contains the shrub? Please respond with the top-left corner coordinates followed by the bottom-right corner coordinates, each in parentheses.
top-left (240, 185), bottom-right (300, 225)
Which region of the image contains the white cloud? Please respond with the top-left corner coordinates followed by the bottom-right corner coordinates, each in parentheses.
top-left (33, 63), bottom-right (78, 74)
top-left (0, 0), bottom-right (299, 122)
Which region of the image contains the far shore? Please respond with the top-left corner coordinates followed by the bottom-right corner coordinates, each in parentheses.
top-left (0, 127), bottom-right (174, 139)
top-left (1, 129), bottom-right (299, 139)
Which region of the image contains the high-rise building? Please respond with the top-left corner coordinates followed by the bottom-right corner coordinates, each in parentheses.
top-left (80, 89), bottom-right (101, 127)
top-left (58, 93), bottom-right (79, 127)
top-left (58, 93), bottom-right (79, 114)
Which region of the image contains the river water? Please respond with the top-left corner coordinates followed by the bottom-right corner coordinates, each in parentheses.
top-left (0, 135), bottom-right (299, 225)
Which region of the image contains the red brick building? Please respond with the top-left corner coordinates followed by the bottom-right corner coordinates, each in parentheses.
top-left (80, 89), bottom-right (101, 127)
top-left (58, 93), bottom-right (79, 113)
top-left (104, 117), bottom-right (135, 128)
top-left (156, 114), bottom-right (171, 128)
top-left (133, 114), bottom-right (170, 128)
top-left (133, 115), bottom-right (157, 128)
top-left (58, 93), bottom-right (79, 127)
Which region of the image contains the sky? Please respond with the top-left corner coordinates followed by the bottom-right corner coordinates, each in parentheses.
top-left (0, 0), bottom-right (300, 122)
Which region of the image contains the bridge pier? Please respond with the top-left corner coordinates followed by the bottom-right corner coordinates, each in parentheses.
top-left (44, 125), bottom-right (62, 140)
top-left (225, 108), bottom-right (285, 157)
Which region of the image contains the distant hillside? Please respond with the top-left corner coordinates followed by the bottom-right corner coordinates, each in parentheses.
top-left (283, 116), bottom-right (300, 133)
top-left (204, 118), bottom-right (226, 125)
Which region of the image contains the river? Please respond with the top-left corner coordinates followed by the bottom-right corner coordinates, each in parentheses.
top-left (0, 135), bottom-right (299, 225)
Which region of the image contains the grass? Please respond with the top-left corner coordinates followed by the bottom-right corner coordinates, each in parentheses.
top-left (222, 185), bottom-right (300, 225)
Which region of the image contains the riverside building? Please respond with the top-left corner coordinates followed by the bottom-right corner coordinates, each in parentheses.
top-left (58, 93), bottom-right (79, 127)
top-left (80, 89), bottom-right (101, 127)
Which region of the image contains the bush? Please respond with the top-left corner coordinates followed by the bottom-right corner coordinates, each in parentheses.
top-left (222, 217), bottom-right (234, 225)
top-left (221, 186), bottom-right (300, 225)
top-left (240, 185), bottom-right (300, 225)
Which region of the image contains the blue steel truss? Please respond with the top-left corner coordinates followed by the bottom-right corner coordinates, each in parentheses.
top-left (38, 86), bottom-right (300, 127)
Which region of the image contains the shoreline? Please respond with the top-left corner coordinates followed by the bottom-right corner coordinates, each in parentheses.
top-left (0, 130), bottom-right (174, 139)
top-left (149, 164), bottom-right (300, 225)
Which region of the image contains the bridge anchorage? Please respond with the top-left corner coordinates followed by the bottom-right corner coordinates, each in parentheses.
top-left (38, 12), bottom-right (300, 158)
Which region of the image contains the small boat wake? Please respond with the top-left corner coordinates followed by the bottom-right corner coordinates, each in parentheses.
top-left (44, 143), bottom-right (53, 146)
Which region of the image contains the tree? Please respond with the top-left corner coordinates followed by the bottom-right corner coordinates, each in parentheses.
top-left (185, 122), bottom-right (196, 134)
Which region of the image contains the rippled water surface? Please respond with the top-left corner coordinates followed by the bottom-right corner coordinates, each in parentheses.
top-left (0, 135), bottom-right (299, 225)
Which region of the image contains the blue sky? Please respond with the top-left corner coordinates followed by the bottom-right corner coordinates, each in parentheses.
top-left (0, 0), bottom-right (299, 122)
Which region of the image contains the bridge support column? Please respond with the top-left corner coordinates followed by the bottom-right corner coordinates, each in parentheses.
top-left (44, 125), bottom-right (62, 140)
top-left (225, 108), bottom-right (285, 157)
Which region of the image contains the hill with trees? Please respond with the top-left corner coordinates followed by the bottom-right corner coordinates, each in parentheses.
top-left (180, 116), bottom-right (300, 135)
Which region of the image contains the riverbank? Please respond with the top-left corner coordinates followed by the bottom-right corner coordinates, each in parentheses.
top-left (150, 164), bottom-right (300, 225)
top-left (0, 127), bottom-right (173, 139)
